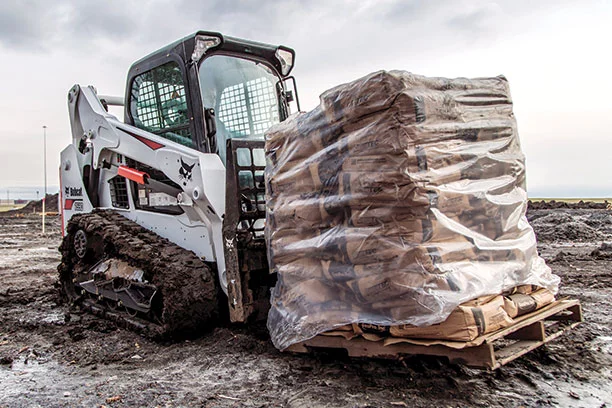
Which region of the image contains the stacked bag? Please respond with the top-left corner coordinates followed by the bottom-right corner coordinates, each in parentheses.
top-left (265, 71), bottom-right (560, 350)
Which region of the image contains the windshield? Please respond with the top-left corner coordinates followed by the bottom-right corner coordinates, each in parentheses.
top-left (199, 55), bottom-right (282, 164)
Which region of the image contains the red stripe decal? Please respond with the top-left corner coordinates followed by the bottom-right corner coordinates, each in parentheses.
top-left (118, 127), bottom-right (165, 150)
top-left (65, 199), bottom-right (75, 210)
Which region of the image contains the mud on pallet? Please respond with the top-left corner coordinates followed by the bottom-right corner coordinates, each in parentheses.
top-left (287, 299), bottom-right (582, 369)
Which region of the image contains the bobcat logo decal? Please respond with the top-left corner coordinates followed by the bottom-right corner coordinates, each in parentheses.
top-left (178, 158), bottom-right (195, 186)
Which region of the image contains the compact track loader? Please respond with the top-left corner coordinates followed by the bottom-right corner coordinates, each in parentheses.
top-left (58, 31), bottom-right (298, 337)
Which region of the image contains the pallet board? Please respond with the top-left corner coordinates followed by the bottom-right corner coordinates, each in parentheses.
top-left (287, 299), bottom-right (582, 369)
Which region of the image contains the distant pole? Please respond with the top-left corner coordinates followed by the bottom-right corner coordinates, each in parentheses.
top-left (42, 125), bottom-right (47, 234)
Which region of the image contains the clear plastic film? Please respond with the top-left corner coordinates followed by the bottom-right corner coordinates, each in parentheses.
top-left (264, 71), bottom-right (559, 350)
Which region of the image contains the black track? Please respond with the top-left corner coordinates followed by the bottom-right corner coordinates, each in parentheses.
top-left (58, 210), bottom-right (219, 339)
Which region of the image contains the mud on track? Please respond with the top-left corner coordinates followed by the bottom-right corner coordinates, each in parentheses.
top-left (0, 210), bottom-right (611, 408)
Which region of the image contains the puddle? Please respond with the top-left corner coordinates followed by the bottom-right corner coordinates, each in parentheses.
top-left (0, 357), bottom-right (92, 406)
top-left (593, 335), bottom-right (612, 354)
top-left (538, 372), bottom-right (612, 408)
top-left (40, 310), bottom-right (66, 325)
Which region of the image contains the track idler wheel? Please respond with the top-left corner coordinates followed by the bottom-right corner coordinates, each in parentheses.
top-left (73, 230), bottom-right (88, 259)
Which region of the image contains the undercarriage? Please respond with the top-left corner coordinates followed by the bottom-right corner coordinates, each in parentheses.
top-left (58, 210), bottom-right (219, 338)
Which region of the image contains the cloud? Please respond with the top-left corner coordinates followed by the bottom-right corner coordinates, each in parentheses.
top-left (0, 0), bottom-right (578, 61)
top-left (446, 2), bottom-right (504, 37)
top-left (0, 1), bottom-right (60, 49)
top-left (63, 2), bottom-right (136, 41)
top-left (0, 0), bottom-right (610, 197)
top-left (0, 0), bottom-right (137, 51)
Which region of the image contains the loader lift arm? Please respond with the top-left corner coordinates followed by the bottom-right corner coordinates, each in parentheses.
top-left (63, 84), bottom-right (228, 286)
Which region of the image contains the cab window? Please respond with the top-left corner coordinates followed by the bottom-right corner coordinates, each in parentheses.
top-left (199, 55), bottom-right (281, 164)
top-left (130, 61), bottom-right (194, 148)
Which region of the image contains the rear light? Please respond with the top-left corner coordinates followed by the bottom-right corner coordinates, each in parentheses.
top-left (192, 34), bottom-right (222, 62)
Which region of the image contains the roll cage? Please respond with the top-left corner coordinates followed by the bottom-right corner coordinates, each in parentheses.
top-left (123, 31), bottom-right (296, 156)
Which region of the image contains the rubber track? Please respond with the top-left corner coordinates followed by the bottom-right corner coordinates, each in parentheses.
top-left (58, 210), bottom-right (218, 339)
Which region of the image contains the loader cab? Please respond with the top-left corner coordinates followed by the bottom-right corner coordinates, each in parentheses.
top-left (124, 31), bottom-right (297, 158)
top-left (124, 32), bottom-right (298, 323)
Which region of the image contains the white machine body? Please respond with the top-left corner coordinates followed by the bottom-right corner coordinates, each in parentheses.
top-left (59, 85), bottom-right (229, 291)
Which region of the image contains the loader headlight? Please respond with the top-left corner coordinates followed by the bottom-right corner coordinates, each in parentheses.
top-left (192, 34), bottom-right (222, 62)
top-left (275, 47), bottom-right (295, 76)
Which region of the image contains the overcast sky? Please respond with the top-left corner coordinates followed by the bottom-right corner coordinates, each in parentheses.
top-left (0, 0), bottom-right (610, 198)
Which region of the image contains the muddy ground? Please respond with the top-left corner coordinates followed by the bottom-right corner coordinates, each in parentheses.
top-left (0, 208), bottom-right (611, 408)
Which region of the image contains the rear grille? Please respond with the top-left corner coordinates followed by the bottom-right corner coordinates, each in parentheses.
top-left (109, 176), bottom-right (130, 209)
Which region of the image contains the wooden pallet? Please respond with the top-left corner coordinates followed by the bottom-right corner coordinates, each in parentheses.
top-left (287, 299), bottom-right (582, 369)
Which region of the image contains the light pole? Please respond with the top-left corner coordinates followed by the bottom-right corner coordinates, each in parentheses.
top-left (42, 125), bottom-right (47, 234)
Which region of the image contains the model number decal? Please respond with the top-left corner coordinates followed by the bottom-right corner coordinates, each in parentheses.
top-left (65, 198), bottom-right (83, 211)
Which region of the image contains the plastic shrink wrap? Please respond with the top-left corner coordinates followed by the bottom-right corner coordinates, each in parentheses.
top-left (265, 71), bottom-right (560, 350)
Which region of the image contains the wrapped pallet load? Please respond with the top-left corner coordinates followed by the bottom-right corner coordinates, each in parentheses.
top-left (265, 71), bottom-right (560, 350)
